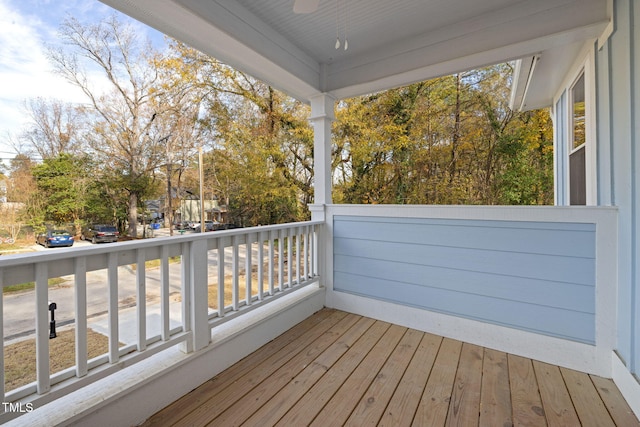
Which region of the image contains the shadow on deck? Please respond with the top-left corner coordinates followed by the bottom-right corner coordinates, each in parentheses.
top-left (142, 308), bottom-right (639, 426)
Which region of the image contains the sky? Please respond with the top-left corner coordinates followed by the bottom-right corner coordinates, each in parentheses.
top-left (0, 0), bottom-right (165, 162)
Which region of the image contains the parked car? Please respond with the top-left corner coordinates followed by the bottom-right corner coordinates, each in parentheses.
top-left (36, 230), bottom-right (74, 248)
top-left (81, 224), bottom-right (119, 243)
top-left (194, 220), bottom-right (218, 232)
top-left (173, 221), bottom-right (190, 230)
top-left (216, 223), bottom-right (240, 231)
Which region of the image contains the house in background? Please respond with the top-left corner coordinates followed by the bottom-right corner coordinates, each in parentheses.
top-left (175, 193), bottom-right (227, 224)
top-left (1, 0), bottom-right (639, 425)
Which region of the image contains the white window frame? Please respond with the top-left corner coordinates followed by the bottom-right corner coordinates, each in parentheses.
top-left (553, 42), bottom-right (597, 206)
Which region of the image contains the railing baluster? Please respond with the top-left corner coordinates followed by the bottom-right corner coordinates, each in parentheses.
top-left (232, 235), bottom-right (239, 312)
top-left (268, 231), bottom-right (275, 296)
top-left (257, 231), bottom-right (264, 301)
top-left (311, 225), bottom-right (317, 277)
top-left (161, 245), bottom-right (170, 341)
top-left (75, 257), bottom-right (88, 378)
top-left (108, 252), bottom-right (119, 363)
top-left (245, 236), bottom-right (252, 306)
top-left (287, 228), bottom-right (293, 288)
top-left (278, 229), bottom-right (284, 291)
top-left (136, 249), bottom-right (147, 351)
top-left (303, 226), bottom-right (309, 279)
top-left (296, 227), bottom-right (301, 285)
top-left (217, 237), bottom-right (225, 317)
top-left (35, 262), bottom-right (50, 394)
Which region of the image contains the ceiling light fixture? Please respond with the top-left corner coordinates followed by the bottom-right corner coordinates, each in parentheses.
top-left (293, 0), bottom-right (349, 51)
top-left (335, 0), bottom-right (348, 51)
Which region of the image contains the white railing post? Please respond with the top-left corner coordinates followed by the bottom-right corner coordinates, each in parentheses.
top-left (74, 257), bottom-right (88, 378)
top-left (295, 227), bottom-right (301, 285)
top-left (180, 242), bottom-right (193, 353)
top-left (312, 224), bottom-right (318, 277)
top-left (278, 229), bottom-right (285, 291)
top-left (35, 262), bottom-right (50, 394)
top-left (217, 238), bottom-right (225, 317)
top-left (107, 253), bottom-right (119, 363)
top-left (268, 231), bottom-right (275, 295)
top-left (136, 249), bottom-right (147, 352)
top-left (245, 235), bottom-right (253, 306)
top-left (257, 231), bottom-right (265, 300)
top-left (190, 239), bottom-right (210, 352)
top-left (304, 226), bottom-right (310, 279)
top-left (161, 245), bottom-right (170, 341)
top-left (232, 235), bottom-right (239, 311)
top-left (287, 228), bottom-right (293, 288)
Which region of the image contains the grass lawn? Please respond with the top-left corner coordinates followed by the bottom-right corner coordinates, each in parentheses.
top-left (205, 265), bottom-right (300, 309)
top-left (4, 329), bottom-right (109, 391)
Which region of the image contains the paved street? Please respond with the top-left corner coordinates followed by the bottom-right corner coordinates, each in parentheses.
top-left (3, 227), bottom-right (254, 343)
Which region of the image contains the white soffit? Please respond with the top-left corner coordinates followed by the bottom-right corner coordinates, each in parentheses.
top-left (100, 0), bottom-right (610, 102)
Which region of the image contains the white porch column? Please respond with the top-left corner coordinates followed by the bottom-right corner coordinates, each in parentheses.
top-left (309, 93), bottom-right (336, 220)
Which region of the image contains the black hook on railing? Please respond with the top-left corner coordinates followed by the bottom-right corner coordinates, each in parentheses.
top-left (48, 301), bottom-right (57, 339)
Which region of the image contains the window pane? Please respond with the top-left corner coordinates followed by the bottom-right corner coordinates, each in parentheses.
top-left (572, 73), bottom-right (585, 149)
top-left (570, 145), bottom-right (586, 205)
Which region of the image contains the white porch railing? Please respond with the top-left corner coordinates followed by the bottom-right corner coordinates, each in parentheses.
top-left (0, 221), bottom-right (321, 423)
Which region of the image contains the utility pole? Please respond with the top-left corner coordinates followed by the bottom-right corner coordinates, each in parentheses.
top-left (167, 161), bottom-right (173, 236)
top-left (199, 147), bottom-right (205, 230)
top-left (159, 134), bottom-right (173, 236)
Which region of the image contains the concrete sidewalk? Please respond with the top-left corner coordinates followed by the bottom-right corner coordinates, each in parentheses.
top-left (88, 299), bottom-right (186, 345)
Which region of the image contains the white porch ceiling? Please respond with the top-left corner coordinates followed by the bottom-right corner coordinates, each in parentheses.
top-left (100, 0), bottom-right (610, 103)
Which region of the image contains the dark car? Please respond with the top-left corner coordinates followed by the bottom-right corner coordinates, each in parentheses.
top-left (173, 221), bottom-right (190, 230)
top-left (36, 230), bottom-right (74, 248)
top-left (82, 224), bottom-right (119, 244)
top-left (194, 220), bottom-right (218, 232)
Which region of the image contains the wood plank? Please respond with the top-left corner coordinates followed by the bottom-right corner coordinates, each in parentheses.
top-left (143, 309), bottom-right (640, 427)
top-left (275, 320), bottom-right (392, 426)
top-left (344, 329), bottom-right (424, 426)
top-left (412, 338), bottom-right (463, 426)
top-left (447, 342), bottom-right (484, 426)
top-left (309, 324), bottom-right (407, 426)
top-left (508, 354), bottom-right (546, 426)
top-left (230, 315), bottom-right (376, 426)
top-left (378, 332), bottom-right (443, 426)
top-left (140, 308), bottom-right (340, 426)
top-left (163, 309), bottom-right (349, 426)
top-left (561, 367), bottom-right (615, 427)
top-left (532, 360), bottom-right (580, 427)
top-left (479, 348), bottom-right (512, 427)
top-left (203, 313), bottom-right (363, 426)
top-left (591, 375), bottom-right (640, 427)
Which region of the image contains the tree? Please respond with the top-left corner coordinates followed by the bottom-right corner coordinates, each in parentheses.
top-left (30, 154), bottom-right (95, 229)
top-left (48, 15), bottom-right (166, 237)
top-left (333, 64), bottom-right (553, 205)
top-left (5, 154), bottom-right (42, 228)
top-left (20, 98), bottom-right (86, 159)
top-left (167, 43), bottom-right (314, 224)
top-left (148, 46), bottom-right (209, 233)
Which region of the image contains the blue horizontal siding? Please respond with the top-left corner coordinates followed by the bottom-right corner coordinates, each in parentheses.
top-left (333, 215), bottom-right (597, 344)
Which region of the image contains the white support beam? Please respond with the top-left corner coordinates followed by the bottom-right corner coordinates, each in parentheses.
top-left (310, 94), bottom-right (336, 211)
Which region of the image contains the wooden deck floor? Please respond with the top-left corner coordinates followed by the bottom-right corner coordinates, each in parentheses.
top-left (142, 309), bottom-right (639, 426)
